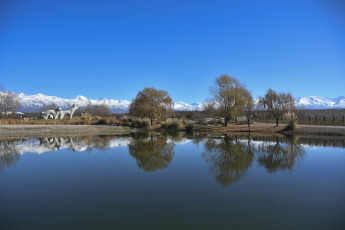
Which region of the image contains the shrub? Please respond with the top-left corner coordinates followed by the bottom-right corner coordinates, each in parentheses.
top-left (97, 119), bottom-right (107, 125)
top-left (186, 113), bottom-right (193, 119)
top-left (131, 120), bottom-right (150, 128)
top-left (168, 122), bottom-right (180, 130)
top-left (161, 121), bottom-right (180, 132)
top-left (186, 124), bottom-right (193, 133)
top-left (284, 120), bottom-right (299, 132)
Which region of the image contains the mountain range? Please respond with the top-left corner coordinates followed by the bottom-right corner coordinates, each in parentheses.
top-left (13, 93), bottom-right (345, 113)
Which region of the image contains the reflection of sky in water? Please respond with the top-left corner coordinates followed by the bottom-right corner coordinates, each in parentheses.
top-left (9, 136), bottom-right (338, 155)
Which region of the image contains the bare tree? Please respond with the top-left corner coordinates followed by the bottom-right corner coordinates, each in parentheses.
top-left (129, 87), bottom-right (173, 125)
top-left (242, 89), bottom-right (254, 132)
top-left (84, 103), bottom-right (111, 117)
top-left (202, 100), bottom-right (216, 118)
top-left (209, 74), bottom-right (248, 126)
top-left (0, 89), bottom-right (20, 117)
top-left (258, 89), bottom-right (294, 126)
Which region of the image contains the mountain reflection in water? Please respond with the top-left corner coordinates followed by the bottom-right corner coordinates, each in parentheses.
top-left (0, 134), bottom-right (344, 186)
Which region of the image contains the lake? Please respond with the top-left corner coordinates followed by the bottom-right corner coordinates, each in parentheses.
top-left (1, 133), bottom-right (345, 229)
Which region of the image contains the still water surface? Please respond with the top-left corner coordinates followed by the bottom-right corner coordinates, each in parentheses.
top-left (1, 134), bottom-right (345, 229)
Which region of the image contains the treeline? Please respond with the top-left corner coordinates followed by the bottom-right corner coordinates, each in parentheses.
top-left (128, 74), bottom-right (297, 129)
top-left (2, 75), bottom-right (345, 128)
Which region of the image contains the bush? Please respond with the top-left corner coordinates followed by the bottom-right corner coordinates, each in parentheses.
top-left (97, 119), bottom-right (107, 125)
top-left (161, 121), bottom-right (180, 132)
top-left (186, 124), bottom-right (193, 133)
top-left (284, 120), bottom-right (299, 132)
top-left (186, 113), bottom-right (193, 119)
top-left (131, 120), bottom-right (150, 128)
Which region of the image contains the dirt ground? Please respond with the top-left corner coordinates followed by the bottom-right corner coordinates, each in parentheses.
top-left (193, 122), bottom-right (345, 136)
top-left (0, 125), bottom-right (130, 138)
top-left (1, 122), bottom-right (344, 139)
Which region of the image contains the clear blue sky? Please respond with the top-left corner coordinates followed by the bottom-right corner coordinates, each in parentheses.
top-left (1, 0), bottom-right (344, 103)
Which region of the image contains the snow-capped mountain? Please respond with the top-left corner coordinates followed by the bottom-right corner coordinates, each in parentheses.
top-left (295, 96), bottom-right (345, 109)
top-left (17, 93), bottom-right (131, 113)
top-left (10, 93), bottom-right (345, 113)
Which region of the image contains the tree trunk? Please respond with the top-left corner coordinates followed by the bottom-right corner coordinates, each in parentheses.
top-left (247, 116), bottom-right (251, 132)
top-left (151, 118), bottom-right (153, 126)
top-left (276, 117), bottom-right (279, 126)
top-left (224, 116), bottom-right (228, 126)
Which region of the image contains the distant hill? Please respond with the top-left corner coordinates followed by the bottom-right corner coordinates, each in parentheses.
top-left (10, 93), bottom-right (345, 113)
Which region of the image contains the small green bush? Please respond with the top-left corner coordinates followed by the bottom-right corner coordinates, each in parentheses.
top-left (161, 121), bottom-right (180, 131)
top-left (131, 120), bottom-right (150, 128)
top-left (186, 124), bottom-right (193, 133)
top-left (97, 119), bottom-right (107, 125)
top-left (284, 120), bottom-right (299, 132)
top-left (186, 113), bottom-right (193, 119)
top-left (168, 122), bottom-right (180, 130)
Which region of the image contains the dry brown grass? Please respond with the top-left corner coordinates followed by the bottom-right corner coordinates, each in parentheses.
top-left (0, 117), bottom-right (121, 125)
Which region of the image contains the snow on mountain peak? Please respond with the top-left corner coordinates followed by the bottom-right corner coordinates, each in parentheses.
top-left (10, 93), bottom-right (345, 113)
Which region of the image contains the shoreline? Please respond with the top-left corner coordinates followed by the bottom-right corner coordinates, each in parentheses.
top-left (0, 123), bottom-right (344, 138)
top-left (191, 122), bottom-right (345, 136)
top-left (0, 125), bottom-right (130, 138)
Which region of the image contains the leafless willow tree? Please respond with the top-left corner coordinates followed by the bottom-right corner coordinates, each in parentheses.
top-left (84, 103), bottom-right (111, 117)
top-left (202, 100), bottom-right (216, 118)
top-left (259, 89), bottom-right (295, 126)
top-left (129, 87), bottom-right (173, 125)
top-left (0, 87), bottom-right (20, 117)
top-left (242, 90), bottom-right (254, 132)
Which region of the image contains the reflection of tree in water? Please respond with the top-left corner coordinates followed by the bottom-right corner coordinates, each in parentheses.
top-left (0, 140), bottom-right (20, 174)
top-left (129, 134), bottom-right (175, 172)
top-left (202, 135), bottom-right (254, 187)
top-left (256, 136), bottom-right (306, 173)
top-left (80, 136), bottom-right (112, 152)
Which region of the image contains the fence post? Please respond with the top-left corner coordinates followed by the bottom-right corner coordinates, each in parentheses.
top-left (323, 115), bottom-right (326, 122)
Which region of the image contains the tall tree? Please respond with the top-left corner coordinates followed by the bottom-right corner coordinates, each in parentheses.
top-left (242, 89), bottom-right (254, 132)
top-left (129, 87), bottom-right (173, 125)
top-left (258, 89), bottom-right (294, 126)
top-left (202, 100), bottom-right (216, 118)
top-left (209, 74), bottom-right (248, 126)
top-left (84, 103), bottom-right (111, 117)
